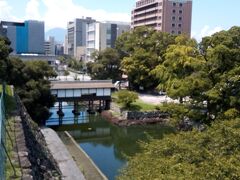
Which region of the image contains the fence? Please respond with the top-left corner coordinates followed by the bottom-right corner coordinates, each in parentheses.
top-left (0, 84), bottom-right (6, 179)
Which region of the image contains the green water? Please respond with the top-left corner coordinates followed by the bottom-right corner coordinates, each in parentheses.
top-left (47, 106), bottom-right (174, 179)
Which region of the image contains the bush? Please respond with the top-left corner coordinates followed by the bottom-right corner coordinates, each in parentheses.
top-left (116, 90), bottom-right (138, 108)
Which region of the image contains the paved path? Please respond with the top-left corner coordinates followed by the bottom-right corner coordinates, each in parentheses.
top-left (41, 128), bottom-right (85, 180)
top-left (139, 94), bottom-right (179, 105)
top-left (59, 131), bottom-right (108, 180)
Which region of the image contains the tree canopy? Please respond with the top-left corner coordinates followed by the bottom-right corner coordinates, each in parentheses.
top-left (118, 118), bottom-right (240, 179)
top-left (0, 36), bottom-right (57, 124)
top-left (87, 48), bottom-right (122, 81)
top-left (116, 26), bottom-right (175, 89)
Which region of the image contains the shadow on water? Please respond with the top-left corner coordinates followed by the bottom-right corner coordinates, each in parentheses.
top-left (46, 105), bottom-right (174, 180)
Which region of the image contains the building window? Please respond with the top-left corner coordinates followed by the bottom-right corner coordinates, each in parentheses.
top-left (158, 16), bottom-right (162, 19)
top-left (178, 31), bottom-right (181, 34)
top-left (173, 2), bottom-right (176, 6)
top-left (179, 3), bottom-right (183, 7)
top-left (172, 9), bottom-right (176, 13)
top-left (158, 23), bottom-right (162, 27)
top-left (179, 17), bottom-right (182, 21)
top-left (171, 30), bottom-right (175, 34)
top-left (179, 10), bottom-right (183, 14)
top-left (178, 24), bottom-right (182, 28)
top-left (172, 16), bottom-right (176, 21)
top-left (172, 23), bottom-right (175, 27)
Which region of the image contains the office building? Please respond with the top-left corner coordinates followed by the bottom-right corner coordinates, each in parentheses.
top-left (55, 44), bottom-right (64, 56)
top-left (0, 20), bottom-right (45, 54)
top-left (45, 36), bottom-right (55, 55)
top-left (131, 0), bottom-right (192, 36)
top-left (66, 17), bottom-right (96, 58)
top-left (86, 21), bottom-right (130, 61)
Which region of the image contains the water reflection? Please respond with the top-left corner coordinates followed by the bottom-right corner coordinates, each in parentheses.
top-left (46, 105), bottom-right (174, 180)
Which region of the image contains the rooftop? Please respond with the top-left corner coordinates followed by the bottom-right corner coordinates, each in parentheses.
top-left (51, 80), bottom-right (114, 90)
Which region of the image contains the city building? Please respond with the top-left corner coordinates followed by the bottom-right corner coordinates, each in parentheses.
top-left (55, 44), bottom-right (64, 56)
top-left (131, 0), bottom-right (192, 36)
top-left (66, 17), bottom-right (96, 59)
top-left (86, 21), bottom-right (130, 61)
top-left (45, 36), bottom-right (55, 55)
top-left (0, 20), bottom-right (45, 54)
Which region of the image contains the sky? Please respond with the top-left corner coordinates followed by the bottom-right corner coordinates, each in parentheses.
top-left (0, 0), bottom-right (240, 41)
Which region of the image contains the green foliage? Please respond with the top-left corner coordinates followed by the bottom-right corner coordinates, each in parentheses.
top-left (0, 36), bottom-right (12, 81)
top-left (199, 26), bottom-right (240, 119)
top-left (63, 70), bottom-right (70, 76)
top-left (117, 26), bottom-right (175, 89)
top-left (119, 118), bottom-right (240, 179)
top-left (0, 45), bottom-right (57, 124)
top-left (87, 48), bottom-right (122, 81)
top-left (116, 90), bottom-right (138, 108)
top-left (67, 58), bottom-right (83, 71)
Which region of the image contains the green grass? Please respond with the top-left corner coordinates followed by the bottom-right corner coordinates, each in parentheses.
top-left (131, 99), bottom-right (157, 111)
top-left (6, 118), bottom-right (22, 179)
top-left (0, 84), bottom-right (21, 179)
top-left (112, 92), bottom-right (157, 111)
top-left (5, 85), bottom-right (16, 113)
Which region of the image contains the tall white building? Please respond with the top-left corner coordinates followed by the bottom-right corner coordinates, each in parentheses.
top-left (86, 21), bottom-right (130, 61)
top-left (66, 17), bottom-right (96, 59)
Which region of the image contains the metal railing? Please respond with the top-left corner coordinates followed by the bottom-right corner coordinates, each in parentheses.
top-left (0, 83), bottom-right (6, 179)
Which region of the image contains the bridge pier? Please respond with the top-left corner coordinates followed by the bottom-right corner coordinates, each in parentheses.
top-left (72, 101), bottom-right (80, 115)
top-left (105, 100), bottom-right (111, 110)
top-left (57, 101), bottom-right (64, 117)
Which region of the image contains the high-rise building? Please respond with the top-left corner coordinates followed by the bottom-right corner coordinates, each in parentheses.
top-left (45, 36), bottom-right (55, 55)
top-left (86, 21), bottom-right (130, 61)
top-left (55, 44), bottom-right (64, 56)
top-left (66, 17), bottom-right (96, 58)
top-left (0, 20), bottom-right (45, 54)
top-left (131, 0), bottom-right (192, 36)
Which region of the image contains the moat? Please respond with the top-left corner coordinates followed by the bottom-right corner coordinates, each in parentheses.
top-left (46, 105), bottom-right (173, 180)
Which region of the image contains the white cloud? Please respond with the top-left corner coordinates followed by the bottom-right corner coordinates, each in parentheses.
top-left (192, 25), bottom-right (223, 42)
top-left (0, 0), bottom-right (16, 21)
top-left (41, 0), bottom-right (131, 30)
top-left (25, 0), bottom-right (41, 20)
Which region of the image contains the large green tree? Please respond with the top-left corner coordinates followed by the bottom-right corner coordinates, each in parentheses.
top-left (199, 26), bottom-right (240, 119)
top-left (116, 26), bottom-right (175, 90)
top-left (0, 37), bottom-right (57, 124)
top-left (87, 48), bottom-right (122, 81)
top-left (0, 36), bottom-right (12, 81)
top-left (152, 35), bottom-right (210, 103)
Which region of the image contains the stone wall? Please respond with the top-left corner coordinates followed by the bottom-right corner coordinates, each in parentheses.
top-left (15, 95), bottom-right (61, 179)
top-left (123, 111), bottom-right (169, 120)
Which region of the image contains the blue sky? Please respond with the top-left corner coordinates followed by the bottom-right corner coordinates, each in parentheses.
top-left (1, 0), bottom-right (240, 40)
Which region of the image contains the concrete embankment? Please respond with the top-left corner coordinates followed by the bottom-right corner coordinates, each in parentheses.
top-left (59, 131), bottom-right (108, 180)
top-left (41, 128), bottom-right (85, 180)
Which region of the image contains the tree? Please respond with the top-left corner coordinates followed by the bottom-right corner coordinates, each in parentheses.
top-left (118, 118), bottom-right (240, 179)
top-left (0, 36), bottom-right (12, 81)
top-left (87, 48), bottom-right (122, 81)
top-left (152, 35), bottom-right (210, 103)
top-left (199, 26), bottom-right (240, 120)
top-left (116, 26), bottom-right (175, 90)
top-left (13, 60), bottom-right (56, 124)
top-left (116, 90), bottom-right (138, 108)
top-left (4, 56), bottom-right (57, 124)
